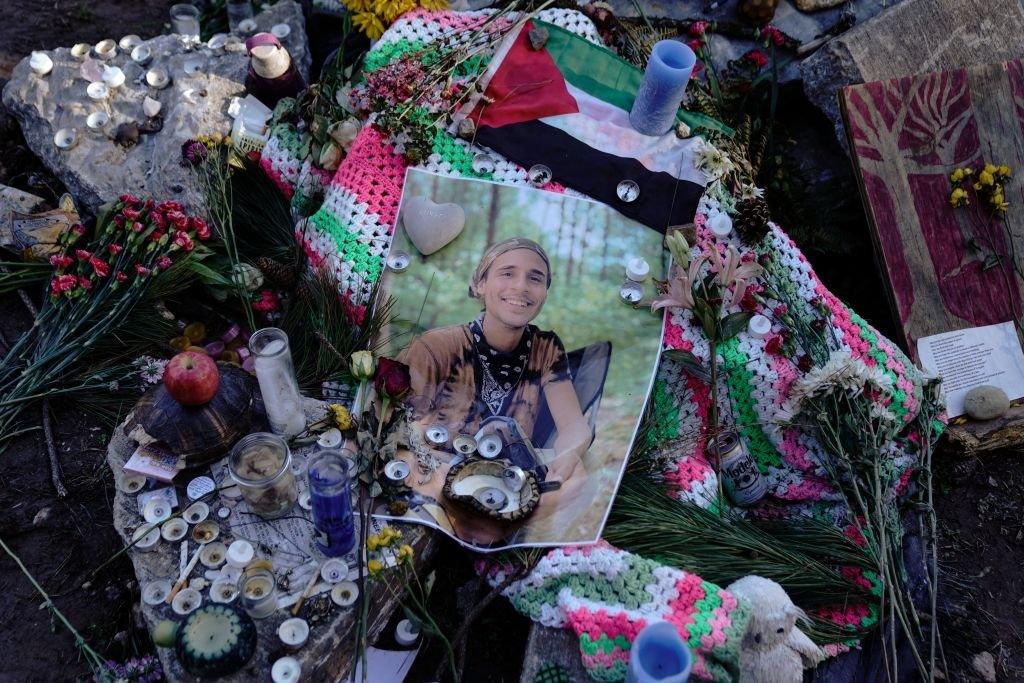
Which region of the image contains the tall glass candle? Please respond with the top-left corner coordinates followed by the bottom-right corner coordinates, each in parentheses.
top-left (226, 0), bottom-right (254, 32)
top-left (307, 448), bottom-right (356, 557)
top-left (250, 328), bottom-right (306, 437)
top-left (629, 41), bottom-right (696, 136)
top-left (169, 4), bottom-right (201, 40)
top-left (626, 621), bottom-right (692, 683)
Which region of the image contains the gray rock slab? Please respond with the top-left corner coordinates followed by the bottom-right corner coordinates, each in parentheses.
top-left (1, 1), bottom-right (310, 216)
top-left (107, 396), bottom-right (433, 682)
top-left (802, 0), bottom-right (1024, 144)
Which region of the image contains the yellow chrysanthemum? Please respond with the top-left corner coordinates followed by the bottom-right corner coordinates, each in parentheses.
top-left (950, 169), bottom-right (964, 182)
top-left (367, 534), bottom-right (381, 551)
top-left (343, 0), bottom-right (372, 11)
top-left (376, 0), bottom-right (417, 22)
top-left (979, 169), bottom-right (995, 186)
top-left (984, 163), bottom-right (998, 175)
top-left (368, 559), bottom-right (384, 575)
top-left (329, 404), bottom-right (352, 430)
top-left (419, 0), bottom-right (449, 10)
top-left (352, 11), bottom-right (386, 39)
top-left (998, 164), bottom-right (1013, 178)
top-left (397, 544), bottom-right (414, 563)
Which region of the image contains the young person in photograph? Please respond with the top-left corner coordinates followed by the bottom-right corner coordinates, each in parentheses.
top-left (394, 237), bottom-right (593, 545)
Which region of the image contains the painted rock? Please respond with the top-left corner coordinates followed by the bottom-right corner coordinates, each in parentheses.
top-left (964, 385), bottom-right (1010, 421)
top-left (401, 196), bottom-right (466, 256)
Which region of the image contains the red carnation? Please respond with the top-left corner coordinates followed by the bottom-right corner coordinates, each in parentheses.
top-left (151, 212), bottom-right (168, 230)
top-left (773, 304), bottom-right (788, 318)
top-left (107, 244), bottom-right (123, 255)
top-left (745, 49), bottom-right (769, 69)
top-left (72, 223), bottom-right (87, 236)
top-left (157, 200), bottom-right (183, 212)
top-left (156, 256), bottom-right (173, 270)
top-left (78, 276), bottom-right (93, 290)
top-left (144, 199), bottom-right (155, 211)
top-left (112, 215), bottom-right (126, 228)
top-left (189, 217), bottom-right (211, 240)
top-left (135, 264), bottom-right (151, 277)
top-left (252, 289), bottom-right (281, 313)
top-left (149, 230), bottom-right (165, 243)
top-left (49, 254), bottom-right (74, 269)
top-left (689, 20), bottom-right (709, 36)
top-left (760, 25), bottom-right (785, 47)
top-left (76, 249), bottom-right (92, 261)
top-left (687, 38), bottom-right (703, 52)
top-left (132, 221), bottom-right (145, 233)
top-left (173, 231), bottom-right (195, 252)
top-left (90, 257), bottom-right (110, 277)
top-left (119, 193), bottom-right (139, 205)
top-left (115, 271), bottom-right (128, 283)
top-left (51, 274), bottom-right (77, 295)
top-left (122, 207), bottom-right (141, 221)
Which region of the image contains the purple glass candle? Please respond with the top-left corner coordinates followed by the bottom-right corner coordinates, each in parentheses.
top-left (307, 448), bottom-right (355, 557)
top-left (626, 621), bottom-right (692, 683)
top-left (629, 40), bottom-right (697, 136)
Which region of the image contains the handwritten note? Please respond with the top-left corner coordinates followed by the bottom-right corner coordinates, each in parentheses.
top-left (917, 322), bottom-right (1024, 417)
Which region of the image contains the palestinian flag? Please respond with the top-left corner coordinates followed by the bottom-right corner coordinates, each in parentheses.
top-left (464, 20), bottom-right (723, 233)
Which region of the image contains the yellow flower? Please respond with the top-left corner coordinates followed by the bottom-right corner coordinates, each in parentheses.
top-left (949, 188), bottom-right (969, 207)
top-left (419, 0), bottom-right (449, 8)
top-left (397, 544), bottom-right (414, 563)
top-left (984, 163), bottom-right (998, 175)
top-left (343, 0), bottom-right (371, 10)
top-left (367, 534), bottom-right (381, 551)
top-left (992, 192), bottom-right (1009, 212)
top-left (950, 169), bottom-right (964, 182)
top-left (377, 0), bottom-right (417, 22)
top-left (998, 164), bottom-right (1013, 178)
top-left (973, 182), bottom-right (982, 191)
top-left (352, 11), bottom-right (386, 39)
top-left (329, 404), bottom-right (352, 430)
top-left (368, 559), bottom-right (384, 575)
top-left (979, 169), bottom-right (995, 186)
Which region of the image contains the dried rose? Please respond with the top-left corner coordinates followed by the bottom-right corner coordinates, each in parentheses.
top-left (374, 357), bottom-right (411, 401)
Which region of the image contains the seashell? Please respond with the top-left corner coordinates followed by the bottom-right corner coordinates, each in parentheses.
top-left (102, 65), bottom-right (125, 89)
top-left (29, 51), bottom-right (53, 77)
top-left (53, 128), bottom-right (77, 151)
top-left (94, 39), bottom-right (117, 60)
top-left (70, 43), bottom-right (91, 60)
top-left (119, 35), bottom-right (142, 51)
top-left (145, 67), bottom-right (170, 89)
top-left (86, 111), bottom-right (109, 130)
top-left (131, 45), bottom-right (152, 65)
top-left (86, 81), bottom-right (109, 101)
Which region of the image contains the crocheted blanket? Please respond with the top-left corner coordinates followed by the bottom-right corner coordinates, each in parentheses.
top-left (258, 8), bottom-right (942, 681)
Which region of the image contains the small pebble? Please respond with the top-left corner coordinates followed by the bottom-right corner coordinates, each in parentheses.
top-left (527, 26), bottom-right (549, 50)
top-left (32, 507), bottom-right (52, 526)
top-left (964, 385), bottom-right (1010, 421)
top-left (971, 651), bottom-right (996, 683)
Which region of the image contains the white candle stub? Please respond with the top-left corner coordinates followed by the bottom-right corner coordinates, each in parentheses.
top-left (271, 657), bottom-right (301, 683)
top-left (626, 257), bottom-right (650, 282)
top-left (748, 314), bottom-right (772, 339)
top-left (227, 539), bottom-right (254, 568)
top-left (395, 619), bottom-right (421, 646)
top-left (320, 558), bottom-right (348, 583)
top-left (709, 212), bottom-right (733, 238)
top-left (331, 581), bottom-right (359, 607)
top-left (278, 618), bottom-right (309, 648)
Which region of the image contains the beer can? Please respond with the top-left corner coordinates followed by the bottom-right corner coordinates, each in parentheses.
top-left (706, 430), bottom-right (766, 506)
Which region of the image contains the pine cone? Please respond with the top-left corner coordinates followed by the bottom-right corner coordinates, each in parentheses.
top-left (734, 197), bottom-right (771, 244)
top-left (254, 256), bottom-right (296, 288)
top-left (294, 275), bottom-right (316, 305)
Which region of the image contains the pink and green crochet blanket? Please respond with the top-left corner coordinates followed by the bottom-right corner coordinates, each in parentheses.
top-left (259, 7), bottom-right (942, 681)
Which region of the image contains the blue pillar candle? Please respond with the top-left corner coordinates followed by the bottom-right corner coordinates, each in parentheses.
top-left (629, 41), bottom-right (697, 136)
top-left (626, 621), bottom-right (692, 683)
top-left (307, 448), bottom-right (356, 557)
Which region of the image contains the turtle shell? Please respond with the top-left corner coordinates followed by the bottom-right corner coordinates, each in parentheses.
top-left (175, 604), bottom-right (256, 678)
top-left (442, 458), bottom-right (541, 522)
top-left (133, 362), bottom-right (254, 468)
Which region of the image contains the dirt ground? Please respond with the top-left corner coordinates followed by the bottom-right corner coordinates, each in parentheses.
top-left (0, 1), bottom-right (1021, 682)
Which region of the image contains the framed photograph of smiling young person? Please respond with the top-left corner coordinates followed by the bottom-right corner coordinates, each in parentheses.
top-left (373, 169), bottom-right (665, 551)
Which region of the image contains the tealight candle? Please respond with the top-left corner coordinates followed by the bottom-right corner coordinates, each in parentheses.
top-left (330, 580), bottom-right (358, 607)
top-left (93, 39), bottom-right (117, 60)
top-left (102, 65), bottom-right (125, 89)
top-left (708, 212), bottom-right (733, 238)
top-left (271, 657), bottom-right (301, 683)
top-left (626, 257), bottom-right (651, 282)
top-left (320, 558), bottom-right (348, 583)
top-left (86, 111), bottom-right (109, 131)
top-left (227, 539), bottom-right (254, 568)
top-left (86, 82), bottom-right (109, 101)
top-left (131, 45), bottom-right (152, 66)
top-left (172, 587), bottom-right (202, 616)
top-left (629, 40), bottom-right (696, 136)
top-left (383, 459), bottom-right (410, 484)
top-left (200, 542), bottom-right (228, 568)
top-left (395, 619), bottom-right (420, 646)
top-left (210, 578), bottom-right (239, 603)
top-left (70, 43), bottom-right (91, 60)
top-left (278, 617), bottom-right (309, 648)
top-left (184, 502), bottom-right (210, 524)
top-left (132, 525), bottom-right (161, 551)
top-left (142, 580), bottom-right (172, 605)
top-left (748, 314), bottom-right (772, 339)
top-left (626, 621), bottom-right (691, 682)
top-left (53, 128), bottom-right (77, 151)
top-left (119, 35), bottom-right (141, 51)
top-left (161, 518), bottom-right (188, 542)
top-left (145, 67), bottom-right (171, 89)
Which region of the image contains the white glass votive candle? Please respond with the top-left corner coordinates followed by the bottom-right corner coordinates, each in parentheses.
top-left (249, 328), bottom-right (306, 436)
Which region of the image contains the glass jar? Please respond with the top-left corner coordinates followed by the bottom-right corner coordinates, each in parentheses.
top-left (169, 4), bottom-right (201, 39)
top-left (229, 433), bottom-right (298, 517)
top-left (308, 448), bottom-right (356, 557)
top-left (250, 327), bottom-right (306, 436)
top-left (225, 0), bottom-right (253, 32)
top-left (239, 564), bottom-right (277, 618)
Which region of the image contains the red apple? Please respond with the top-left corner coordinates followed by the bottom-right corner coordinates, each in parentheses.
top-left (164, 351), bottom-right (220, 406)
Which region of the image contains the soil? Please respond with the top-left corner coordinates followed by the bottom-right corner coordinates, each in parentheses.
top-left (0, 2), bottom-right (1021, 682)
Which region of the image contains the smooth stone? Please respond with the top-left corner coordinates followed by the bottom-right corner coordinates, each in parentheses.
top-left (143, 96), bottom-right (162, 118)
top-left (964, 385), bottom-right (1010, 421)
top-left (402, 196), bottom-right (466, 256)
top-left (1, 1), bottom-right (310, 214)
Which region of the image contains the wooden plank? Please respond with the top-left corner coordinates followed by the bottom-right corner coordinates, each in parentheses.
top-left (841, 59), bottom-right (1024, 453)
top-left (520, 624), bottom-right (589, 683)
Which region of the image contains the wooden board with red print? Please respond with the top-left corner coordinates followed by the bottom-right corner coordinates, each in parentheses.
top-left (842, 60), bottom-right (1024, 452)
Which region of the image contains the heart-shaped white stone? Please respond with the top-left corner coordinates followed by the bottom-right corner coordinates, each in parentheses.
top-left (402, 196), bottom-right (466, 256)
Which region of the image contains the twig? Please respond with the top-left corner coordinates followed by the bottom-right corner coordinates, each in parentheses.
top-left (292, 561), bottom-right (324, 616)
top-left (40, 400), bottom-right (67, 498)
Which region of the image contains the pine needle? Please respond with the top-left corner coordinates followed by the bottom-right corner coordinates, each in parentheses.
top-left (229, 156), bottom-right (301, 265)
